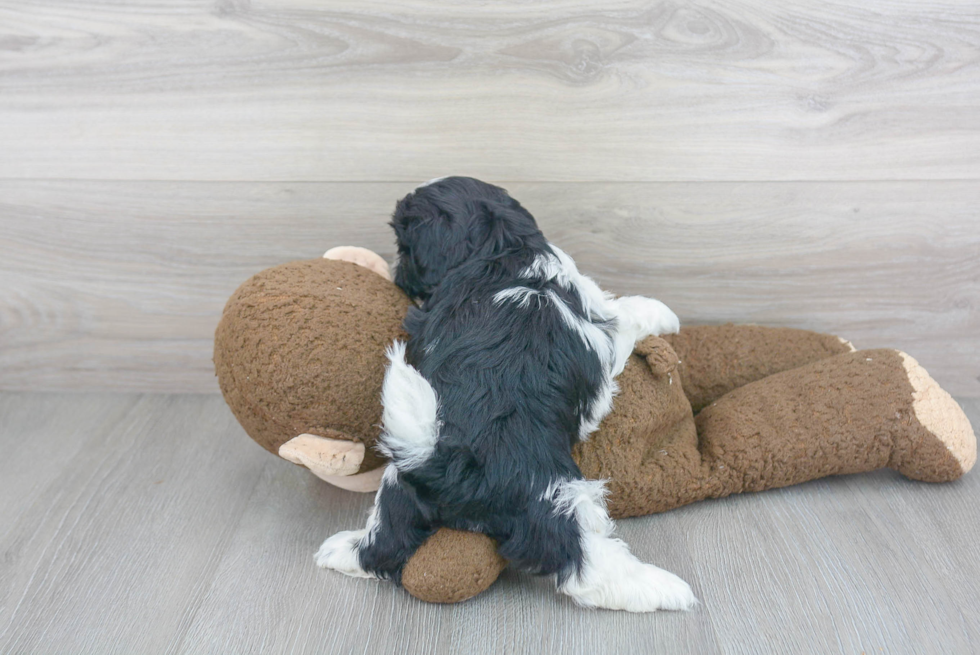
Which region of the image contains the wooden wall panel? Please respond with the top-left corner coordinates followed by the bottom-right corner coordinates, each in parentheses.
top-left (1, 180), bottom-right (977, 395)
top-left (1, 0), bottom-right (979, 181)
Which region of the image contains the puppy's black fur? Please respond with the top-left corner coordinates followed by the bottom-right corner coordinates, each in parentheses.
top-left (355, 177), bottom-right (607, 585)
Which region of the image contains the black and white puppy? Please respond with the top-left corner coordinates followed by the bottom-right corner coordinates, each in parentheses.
top-left (316, 177), bottom-right (696, 612)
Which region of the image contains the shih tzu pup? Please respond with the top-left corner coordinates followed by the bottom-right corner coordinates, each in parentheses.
top-left (316, 177), bottom-right (696, 612)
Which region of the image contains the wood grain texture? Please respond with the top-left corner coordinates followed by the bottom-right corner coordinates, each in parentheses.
top-left (0, 393), bottom-right (977, 653)
top-left (1, 0), bottom-right (979, 181)
top-left (1, 180), bottom-right (977, 395)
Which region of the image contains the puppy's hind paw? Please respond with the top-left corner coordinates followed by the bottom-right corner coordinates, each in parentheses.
top-left (315, 529), bottom-right (376, 579)
top-left (651, 568), bottom-right (698, 612)
top-left (571, 564), bottom-right (697, 613)
top-left (559, 536), bottom-right (698, 612)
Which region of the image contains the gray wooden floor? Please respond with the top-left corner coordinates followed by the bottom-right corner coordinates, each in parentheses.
top-left (1, 392), bottom-right (977, 654)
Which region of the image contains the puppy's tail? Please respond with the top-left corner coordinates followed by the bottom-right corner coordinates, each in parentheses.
top-left (378, 340), bottom-right (441, 471)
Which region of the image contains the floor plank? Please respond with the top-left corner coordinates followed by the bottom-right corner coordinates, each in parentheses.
top-left (0, 393), bottom-right (269, 654)
top-left (1, 1), bottom-right (979, 181)
top-left (0, 394), bottom-right (977, 653)
top-left (2, 180), bottom-right (977, 396)
top-left (174, 459), bottom-right (721, 655)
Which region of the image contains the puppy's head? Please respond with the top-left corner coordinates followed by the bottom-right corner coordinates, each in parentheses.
top-left (390, 177), bottom-right (542, 301)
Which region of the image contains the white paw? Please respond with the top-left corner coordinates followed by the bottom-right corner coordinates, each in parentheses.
top-left (314, 529), bottom-right (376, 579)
top-left (651, 307), bottom-right (680, 336)
top-left (615, 296), bottom-right (680, 337)
top-left (565, 563), bottom-right (697, 612)
top-left (645, 567), bottom-right (698, 612)
top-left (560, 535), bottom-right (698, 612)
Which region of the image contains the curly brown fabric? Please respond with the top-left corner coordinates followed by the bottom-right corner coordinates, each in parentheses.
top-left (214, 258), bottom-right (411, 472)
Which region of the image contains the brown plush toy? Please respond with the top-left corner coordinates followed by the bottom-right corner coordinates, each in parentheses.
top-left (214, 247), bottom-right (977, 604)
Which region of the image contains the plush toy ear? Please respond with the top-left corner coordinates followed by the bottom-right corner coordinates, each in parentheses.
top-left (279, 432), bottom-right (364, 476)
top-left (323, 246), bottom-right (392, 280)
top-left (278, 432), bottom-right (385, 492)
top-left (633, 335), bottom-right (681, 379)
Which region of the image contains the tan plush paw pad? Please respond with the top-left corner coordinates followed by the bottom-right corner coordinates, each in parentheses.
top-left (323, 246), bottom-right (392, 281)
top-left (900, 352), bottom-right (977, 475)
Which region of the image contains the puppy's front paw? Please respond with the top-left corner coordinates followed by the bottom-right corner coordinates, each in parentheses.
top-left (652, 305), bottom-right (681, 336)
top-left (315, 529), bottom-right (376, 579)
top-left (616, 296), bottom-right (680, 337)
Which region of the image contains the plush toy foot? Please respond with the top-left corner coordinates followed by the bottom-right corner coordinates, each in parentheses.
top-left (895, 352), bottom-right (976, 481)
top-left (315, 529), bottom-right (376, 579)
top-left (694, 349), bottom-right (976, 498)
top-left (323, 246), bottom-right (392, 281)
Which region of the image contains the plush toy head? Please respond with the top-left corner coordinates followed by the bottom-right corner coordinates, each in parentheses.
top-left (214, 256), bottom-right (412, 487)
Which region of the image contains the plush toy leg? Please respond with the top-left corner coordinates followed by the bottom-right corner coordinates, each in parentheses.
top-left (694, 349), bottom-right (976, 498)
top-left (663, 324), bottom-right (855, 412)
top-left (577, 341), bottom-right (976, 519)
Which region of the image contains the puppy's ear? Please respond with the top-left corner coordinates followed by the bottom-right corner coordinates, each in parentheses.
top-left (391, 200), bottom-right (472, 301)
top-left (390, 186), bottom-right (543, 299)
top-left (468, 200), bottom-right (539, 257)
